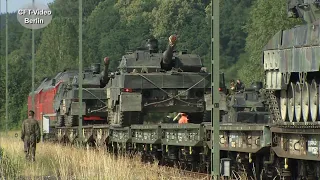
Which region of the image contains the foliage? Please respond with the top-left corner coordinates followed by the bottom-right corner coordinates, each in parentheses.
top-left (35, 17), bottom-right (79, 81)
top-left (238, 0), bottom-right (302, 84)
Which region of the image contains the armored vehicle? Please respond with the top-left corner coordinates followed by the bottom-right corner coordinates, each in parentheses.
top-left (263, 0), bottom-right (320, 124)
top-left (106, 35), bottom-right (212, 126)
top-left (54, 58), bottom-right (110, 127)
top-left (222, 81), bottom-right (270, 124)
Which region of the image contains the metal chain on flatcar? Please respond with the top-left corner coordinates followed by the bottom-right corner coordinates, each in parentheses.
top-left (260, 81), bottom-right (282, 123)
top-left (267, 90), bottom-right (282, 123)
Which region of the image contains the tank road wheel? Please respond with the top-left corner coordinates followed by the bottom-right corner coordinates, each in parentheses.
top-left (310, 80), bottom-right (318, 122)
top-left (302, 82), bottom-right (310, 122)
top-left (280, 90), bottom-right (288, 121)
top-left (56, 113), bottom-right (65, 127)
top-left (287, 82), bottom-right (295, 122)
top-left (65, 115), bottom-right (79, 127)
top-left (295, 83), bottom-right (302, 122)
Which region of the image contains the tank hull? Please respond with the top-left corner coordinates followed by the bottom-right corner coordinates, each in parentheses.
top-left (107, 72), bottom-right (211, 126)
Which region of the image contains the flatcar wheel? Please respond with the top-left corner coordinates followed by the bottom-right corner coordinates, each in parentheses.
top-left (280, 90), bottom-right (288, 121)
top-left (288, 82), bottom-right (295, 122)
top-left (294, 83), bottom-right (302, 122)
top-left (310, 80), bottom-right (318, 122)
top-left (302, 82), bottom-right (311, 122)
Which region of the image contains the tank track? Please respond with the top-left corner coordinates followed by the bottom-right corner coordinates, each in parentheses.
top-left (262, 89), bottom-right (320, 128)
top-left (260, 89), bottom-right (282, 124)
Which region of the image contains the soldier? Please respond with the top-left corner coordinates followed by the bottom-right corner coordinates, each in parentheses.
top-left (236, 79), bottom-right (245, 91)
top-left (178, 113), bottom-right (189, 124)
top-left (173, 112), bottom-right (189, 124)
top-left (230, 79), bottom-right (236, 94)
top-left (21, 110), bottom-right (41, 162)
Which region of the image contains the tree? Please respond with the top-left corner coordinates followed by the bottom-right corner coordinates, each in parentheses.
top-left (35, 17), bottom-right (78, 81)
top-left (239, 0), bottom-right (302, 84)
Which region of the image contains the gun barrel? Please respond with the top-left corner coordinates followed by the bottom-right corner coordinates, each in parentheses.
top-left (100, 57), bottom-right (110, 87)
top-left (162, 35), bottom-right (177, 65)
top-left (162, 46), bottom-right (174, 65)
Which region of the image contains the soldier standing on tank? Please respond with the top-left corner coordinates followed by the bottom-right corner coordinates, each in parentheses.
top-left (235, 79), bottom-right (245, 91)
top-left (230, 79), bottom-right (236, 94)
top-left (21, 110), bottom-right (41, 162)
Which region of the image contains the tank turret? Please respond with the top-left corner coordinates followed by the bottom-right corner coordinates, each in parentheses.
top-left (70, 57), bottom-right (110, 88)
top-left (161, 35), bottom-right (177, 71)
top-left (117, 34), bottom-right (202, 73)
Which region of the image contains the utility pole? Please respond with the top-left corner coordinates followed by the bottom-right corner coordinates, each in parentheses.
top-left (5, 0), bottom-right (9, 135)
top-left (78, 0), bottom-right (83, 142)
top-left (32, 0), bottom-right (35, 112)
top-left (211, 0), bottom-right (220, 179)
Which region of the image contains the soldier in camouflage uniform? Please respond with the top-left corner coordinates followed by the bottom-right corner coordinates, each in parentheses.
top-left (229, 79), bottom-right (236, 95)
top-left (21, 110), bottom-right (41, 162)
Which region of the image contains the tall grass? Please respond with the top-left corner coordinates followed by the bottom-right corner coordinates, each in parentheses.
top-left (0, 133), bottom-right (204, 180)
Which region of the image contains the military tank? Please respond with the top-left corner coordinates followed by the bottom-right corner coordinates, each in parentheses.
top-left (222, 81), bottom-right (271, 124)
top-left (106, 35), bottom-right (212, 127)
top-left (54, 58), bottom-right (110, 127)
top-left (263, 0), bottom-right (320, 124)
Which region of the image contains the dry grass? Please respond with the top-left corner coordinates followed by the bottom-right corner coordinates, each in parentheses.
top-left (0, 132), bottom-right (205, 180)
